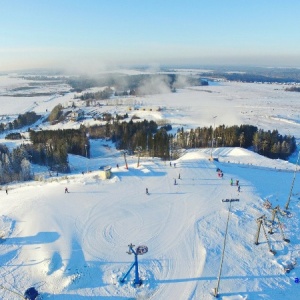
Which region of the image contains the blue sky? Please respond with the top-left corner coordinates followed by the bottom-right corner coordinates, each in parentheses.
top-left (1, 0), bottom-right (300, 71)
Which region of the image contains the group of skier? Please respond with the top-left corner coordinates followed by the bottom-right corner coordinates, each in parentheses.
top-left (216, 168), bottom-right (224, 178)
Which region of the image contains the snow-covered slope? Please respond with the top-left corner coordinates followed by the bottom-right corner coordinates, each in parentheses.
top-left (1, 74), bottom-right (300, 299)
top-left (1, 145), bottom-right (300, 299)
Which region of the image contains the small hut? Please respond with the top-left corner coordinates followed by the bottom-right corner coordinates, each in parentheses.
top-left (99, 166), bottom-right (112, 180)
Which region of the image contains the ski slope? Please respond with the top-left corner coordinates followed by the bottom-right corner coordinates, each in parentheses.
top-left (1, 73), bottom-right (300, 299)
top-left (1, 146), bottom-right (300, 299)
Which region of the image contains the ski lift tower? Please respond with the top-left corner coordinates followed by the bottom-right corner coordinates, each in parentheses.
top-left (136, 146), bottom-right (142, 167)
top-left (213, 198), bottom-right (239, 298)
top-left (122, 150), bottom-right (128, 169)
top-left (285, 148), bottom-right (300, 210)
top-left (119, 243), bottom-right (148, 287)
top-left (210, 116), bottom-right (217, 161)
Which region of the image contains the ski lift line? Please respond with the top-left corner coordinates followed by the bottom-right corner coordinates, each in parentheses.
top-left (213, 200), bottom-right (232, 297)
top-left (285, 148), bottom-right (300, 210)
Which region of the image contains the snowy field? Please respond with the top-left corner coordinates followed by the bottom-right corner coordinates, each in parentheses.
top-left (1, 73), bottom-right (300, 299)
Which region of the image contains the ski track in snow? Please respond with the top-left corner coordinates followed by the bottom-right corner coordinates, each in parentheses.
top-left (1, 77), bottom-right (300, 299)
top-left (0, 148), bottom-right (299, 299)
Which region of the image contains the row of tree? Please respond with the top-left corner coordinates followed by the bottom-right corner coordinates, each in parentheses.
top-left (28, 128), bottom-right (89, 172)
top-left (86, 122), bottom-right (296, 160)
top-left (75, 87), bottom-right (114, 101)
top-left (285, 86), bottom-right (300, 92)
top-left (0, 121), bottom-right (296, 184)
top-left (0, 111), bottom-right (40, 133)
top-left (0, 144), bottom-right (32, 184)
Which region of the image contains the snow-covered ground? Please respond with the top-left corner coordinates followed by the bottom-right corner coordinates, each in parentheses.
top-left (1, 73), bottom-right (300, 299)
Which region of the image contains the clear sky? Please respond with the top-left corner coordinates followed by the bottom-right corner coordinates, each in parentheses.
top-left (1, 0), bottom-right (300, 72)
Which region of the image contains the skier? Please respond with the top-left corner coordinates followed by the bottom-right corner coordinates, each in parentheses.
top-left (236, 180), bottom-right (239, 186)
top-left (170, 162), bottom-right (172, 166)
top-left (174, 179), bottom-right (177, 185)
top-left (178, 173), bottom-right (181, 179)
top-left (65, 187), bottom-right (69, 193)
top-left (237, 185), bottom-right (241, 192)
top-left (174, 163), bottom-right (176, 168)
top-left (6, 188), bottom-right (8, 195)
top-left (146, 188), bottom-right (149, 195)
top-left (230, 178), bottom-right (233, 186)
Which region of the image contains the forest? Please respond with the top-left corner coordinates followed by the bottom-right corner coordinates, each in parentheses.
top-left (67, 73), bottom-right (208, 94)
top-left (0, 120), bottom-right (296, 184)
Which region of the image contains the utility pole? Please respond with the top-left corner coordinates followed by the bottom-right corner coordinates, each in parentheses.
top-left (122, 150), bottom-right (128, 169)
top-left (152, 135), bottom-right (155, 158)
top-left (85, 144), bottom-right (88, 172)
top-left (213, 198), bottom-right (239, 297)
top-left (210, 116), bottom-right (217, 160)
top-left (136, 146), bottom-right (142, 167)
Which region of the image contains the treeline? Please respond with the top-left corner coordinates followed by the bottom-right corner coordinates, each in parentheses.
top-left (0, 111), bottom-right (40, 133)
top-left (285, 86), bottom-right (300, 92)
top-left (175, 125), bottom-right (296, 159)
top-left (85, 122), bottom-right (296, 160)
top-left (27, 128), bottom-right (89, 172)
top-left (75, 87), bottom-right (114, 101)
top-left (67, 74), bottom-right (208, 94)
top-left (214, 73), bottom-right (298, 83)
top-left (0, 144), bottom-right (32, 184)
top-left (0, 121), bottom-right (296, 184)
top-left (85, 119), bottom-right (170, 158)
top-left (200, 66), bottom-right (300, 83)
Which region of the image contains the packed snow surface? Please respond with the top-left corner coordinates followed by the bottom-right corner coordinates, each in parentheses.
top-left (0, 74), bottom-right (300, 299)
top-left (1, 145), bottom-right (300, 299)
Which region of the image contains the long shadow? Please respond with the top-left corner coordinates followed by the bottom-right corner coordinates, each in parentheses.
top-left (4, 231), bottom-right (60, 245)
top-left (0, 249), bottom-right (19, 265)
top-left (155, 273), bottom-right (286, 284)
top-left (115, 169), bottom-right (166, 177)
top-left (68, 191), bottom-right (108, 194)
top-left (64, 238), bottom-right (104, 290)
top-left (41, 294), bottom-right (134, 299)
top-left (217, 291), bottom-right (267, 298)
top-left (149, 192), bottom-right (186, 195)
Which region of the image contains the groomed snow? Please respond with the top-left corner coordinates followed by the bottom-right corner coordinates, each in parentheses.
top-left (1, 74), bottom-right (300, 299)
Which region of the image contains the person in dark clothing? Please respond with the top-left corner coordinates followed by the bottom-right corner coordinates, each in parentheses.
top-left (65, 187), bottom-right (69, 193)
top-left (146, 188), bottom-right (149, 194)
